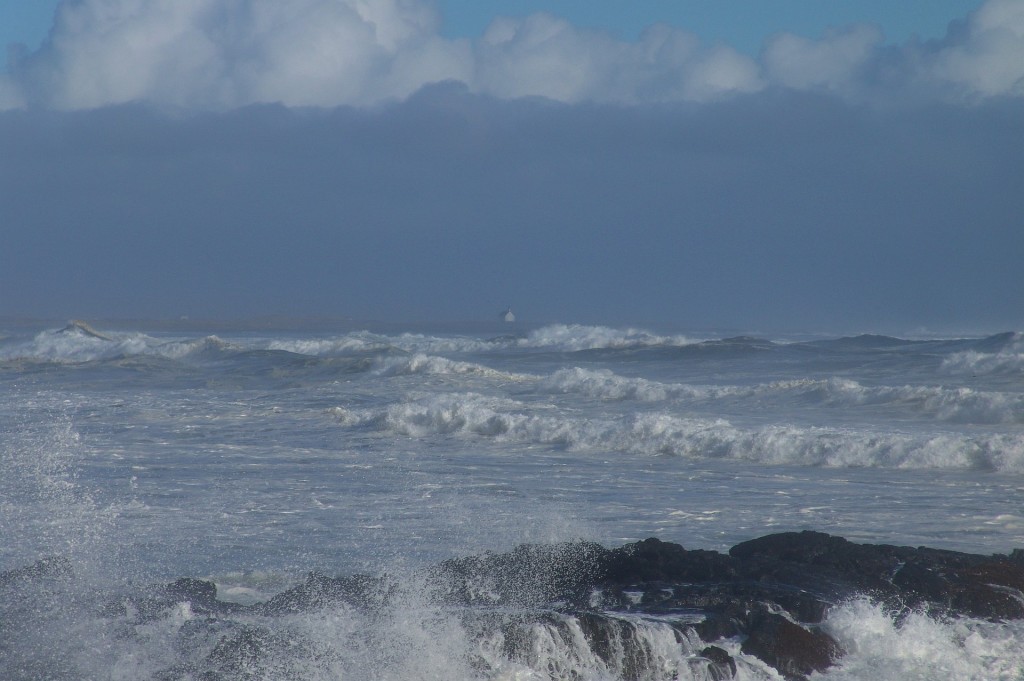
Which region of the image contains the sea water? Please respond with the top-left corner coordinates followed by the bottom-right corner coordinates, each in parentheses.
top-left (2, 320), bottom-right (1023, 679)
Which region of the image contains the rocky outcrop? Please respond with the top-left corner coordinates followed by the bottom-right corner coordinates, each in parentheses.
top-left (6, 532), bottom-right (1022, 680)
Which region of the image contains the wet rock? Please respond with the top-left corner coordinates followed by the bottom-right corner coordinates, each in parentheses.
top-left (694, 604), bottom-right (749, 641)
top-left (207, 625), bottom-right (271, 667)
top-left (699, 645), bottom-right (737, 680)
top-left (165, 577), bottom-right (218, 609)
top-left (254, 570), bottom-right (394, 615)
top-left (740, 607), bottom-right (843, 680)
top-left (729, 530), bottom-right (1024, 619)
top-left (253, 569), bottom-right (393, 614)
top-left (114, 531), bottom-right (1024, 681)
top-left (0, 556), bottom-right (72, 587)
top-left (432, 540), bottom-right (608, 607)
top-left (603, 537), bottom-right (736, 584)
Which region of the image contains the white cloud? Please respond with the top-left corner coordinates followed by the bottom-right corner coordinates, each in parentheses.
top-left (762, 24), bottom-right (884, 93)
top-left (2, 0), bottom-right (1023, 110)
top-left (14, 0), bottom-right (465, 108)
top-left (471, 15), bottom-right (761, 103)
top-left (927, 0), bottom-right (1024, 97)
top-left (474, 13), bottom-right (614, 102)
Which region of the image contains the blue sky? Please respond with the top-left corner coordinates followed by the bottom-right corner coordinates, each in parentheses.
top-left (1, 0), bottom-right (1022, 332)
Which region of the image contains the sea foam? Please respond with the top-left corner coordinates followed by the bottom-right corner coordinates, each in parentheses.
top-left (331, 392), bottom-right (1024, 472)
top-left (539, 368), bottom-right (1024, 424)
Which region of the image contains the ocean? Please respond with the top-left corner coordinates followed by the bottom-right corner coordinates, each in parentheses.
top-left (2, 319), bottom-right (1023, 680)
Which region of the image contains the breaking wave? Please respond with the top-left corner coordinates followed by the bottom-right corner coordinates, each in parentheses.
top-left (373, 354), bottom-right (534, 381)
top-left (331, 393), bottom-right (1024, 472)
top-left (267, 325), bottom-right (699, 356)
top-left (0, 323), bottom-right (153, 363)
top-left (539, 368), bottom-right (1024, 424)
top-left (821, 598), bottom-right (1024, 681)
top-left (941, 333), bottom-right (1024, 376)
top-left (0, 324), bottom-right (242, 364)
top-left (515, 324), bottom-right (699, 351)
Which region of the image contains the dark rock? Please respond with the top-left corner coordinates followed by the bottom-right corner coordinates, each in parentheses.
top-left (0, 556), bottom-right (73, 587)
top-left (117, 531), bottom-right (1024, 681)
top-left (695, 604), bottom-right (749, 641)
top-left (604, 537), bottom-right (737, 584)
top-left (254, 570), bottom-right (394, 615)
top-left (204, 625), bottom-right (277, 677)
top-left (166, 577), bottom-right (218, 608)
top-left (431, 540), bottom-right (608, 607)
top-left (954, 561), bottom-right (1024, 617)
top-left (729, 530), bottom-right (902, 593)
top-left (700, 645), bottom-right (738, 679)
top-left (890, 560), bottom-right (953, 609)
top-left (740, 607), bottom-right (843, 681)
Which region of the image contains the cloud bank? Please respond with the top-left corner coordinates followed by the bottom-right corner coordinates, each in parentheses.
top-left (2, 0), bottom-right (1023, 110)
top-left (2, 0), bottom-right (1022, 332)
top-left (2, 88), bottom-right (1022, 329)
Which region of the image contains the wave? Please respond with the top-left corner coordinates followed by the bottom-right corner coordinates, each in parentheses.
top-left (802, 334), bottom-right (921, 351)
top-left (941, 333), bottom-right (1024, 376)
top-left (0, 329), bottom-right (256, 365)
top-left (265, 325), bottom-right (700, 356)
top-left (0, 324), bottom-right (154, 363)
top-left (538, 368), bottom-right (1024, 424)
top-left (267, 332), bottom-right (414, 356)
top-left (157, 335), bottom-right (239, 360)
top-left (822, 598), bottom-right (1024, 681)
top-left (373, 353), bottom-right (534, 381)
top-left (514, 324), bottom-right (700, 351)
top-left (9, 527), bottom-right (1024, 681)
top-left (331, 392), bottom-right (1024, 472)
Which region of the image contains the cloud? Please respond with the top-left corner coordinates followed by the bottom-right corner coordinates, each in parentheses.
top-left (926, 0), bottom-right (1024, 97)
top-left (762, 23), bottom-right (884, 94)
top-left (11, 0), bottom-right (470, 108)
top-left (761, 0), bottom-right (1024, 103)
top-left (471, 15), bottom-right (760, 103)
top-left (6, 0), bottom-right (1020, 111)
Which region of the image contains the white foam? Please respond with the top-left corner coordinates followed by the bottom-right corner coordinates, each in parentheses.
top-left (267, 332), bottom-right (404, 356)
top-left (539, 367), bottom-right (707, 402)
top-left (0, 326), bottom-right (154, 363)
top-left (155, 334), bottom-right (236, 359)
top-left (334, 392), bottom-right (1024, 471)
top-left (374, 353), bottom-right (534, 381)
top-left (820, 598), bottom-right (1024, 680)
top-left (538, 368), bottom-right (1024, 424)
top-left (941, 333), bottom-right (1024, 376)
top-left (517, 324), bottom-right (699, 351)
top-left (476, 613), bottom-right (713, 681)
top-left (267, 324), bottom-right (699, 357)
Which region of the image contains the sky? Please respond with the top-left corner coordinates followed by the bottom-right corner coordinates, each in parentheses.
top-left (0, 1), bottom-right (988, 54)
top-left (1, 0), bottom-right (1022, 333)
